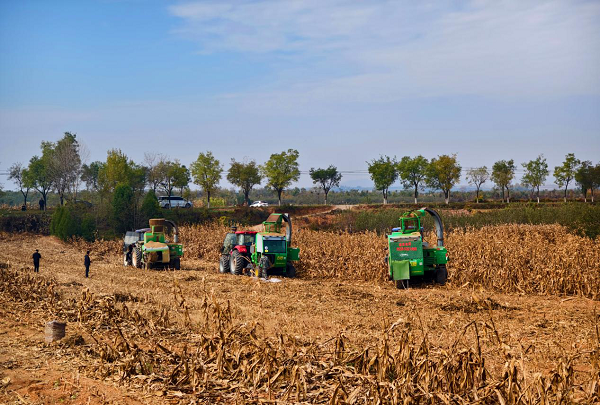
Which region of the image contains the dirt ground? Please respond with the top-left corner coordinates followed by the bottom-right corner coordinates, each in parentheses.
top-left (1, 232), bottom-right (598, 403)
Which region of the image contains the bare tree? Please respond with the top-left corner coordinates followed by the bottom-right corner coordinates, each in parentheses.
top-left (466, 167), bottom-right (489, 203)
top-left (8, 162), bottom-right (32, 208)
top-left (144, 152), bottom-right (167, 193)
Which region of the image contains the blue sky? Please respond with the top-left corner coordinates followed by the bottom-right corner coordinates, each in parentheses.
top-left (1, 0), bottom-right (599, 189)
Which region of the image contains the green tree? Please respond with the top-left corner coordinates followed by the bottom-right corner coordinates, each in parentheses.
top-left (27, 142), bottom-right (55, 210)
top-left (227, 160), bottom-right (262, 205)
top-left (575, 161), bottom-right (595, 203)
top-left (554, 153), bottom-right (580, 202)
top-left (368, 156), bottom-right (398, 204)
top-left (156, 160), bottom-right (186, 204)
top-left (426, 154), bottom-right (461, 205)
top-left (98, 149), bottom-right (135, 194)
top-left (262, 149), bottom-right (300, 206)
top-left (48, 132), bottom-right (82, 205)
top-left (397, 155), bottom-right (429, 204)
top-left (491, 159), bottom-right (516, 203)
top-left (174, 165), bottom-right (191, 196)
top-left (309, 165), bottom-right (342, 205)
top-left (141, 190), bottom-right (161, 221)
top-left (112, 183), bottom-right (134, 234)
top-left (8, 162), bottom-right (32, 208)
top-left (521, 155), bottom-right (549, 203)
top-left (465, 166), bottom-right (489, 203)
top-left (190, 151), bottom-right (223, 208)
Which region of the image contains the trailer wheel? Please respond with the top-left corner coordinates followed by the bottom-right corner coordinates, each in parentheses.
top-left (219, 255), bottom-right (230, 273)
top-left (435, 265), bottom-right (448, 285)
top-left (132, 247), bottom-right (142, 268)
top-left (230, 250), bottom-right (244, 275)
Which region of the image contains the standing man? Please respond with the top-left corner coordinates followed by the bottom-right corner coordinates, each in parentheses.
top-left (84, 251), bottom-right (91, 278)
top-left (32, 249), bottom-right (41, 273)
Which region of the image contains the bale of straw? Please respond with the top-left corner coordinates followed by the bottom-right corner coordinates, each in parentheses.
top-left (44, 320), bottom-right (66, 343)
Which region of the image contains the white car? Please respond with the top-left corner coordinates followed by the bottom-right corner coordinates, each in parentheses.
top-left (249, 200), bottom-right (269, 207)
top-left (158, 196), bottom-right (193, 208)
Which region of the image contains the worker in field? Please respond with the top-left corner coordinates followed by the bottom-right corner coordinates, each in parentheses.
top-left (222, 226), bottom-right (237, 254)
top-left (84, 250), bottom-right (91, 278)
top-left (32, 249), bottom-right (41, 273)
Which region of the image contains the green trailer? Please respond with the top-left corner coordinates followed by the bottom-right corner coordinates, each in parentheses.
top-left (386, 208), bottom-right (448, 288)
top-left (123, 218), bottom-right (183, 270)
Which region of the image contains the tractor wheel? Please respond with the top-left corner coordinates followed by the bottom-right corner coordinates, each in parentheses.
top-left (285, 263), bottom-right (296, 278)
top-left (132, 247), bottom-right (142, 268)
top-left (219, 255), bottom-right (230, 274)
top-left (173, 258), bottom-right (181, 270)
top-left (230, 250), bottom-right (244, 276)
top-left (435, 265), bottom-right (448, 285)
top-left (395, 279), bottom-right (409, 289)
top-left (123, 254), bottom-right (129, 267)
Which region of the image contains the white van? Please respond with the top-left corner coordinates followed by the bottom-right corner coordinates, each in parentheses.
top-left (158, 196), bottom-right (193, 208)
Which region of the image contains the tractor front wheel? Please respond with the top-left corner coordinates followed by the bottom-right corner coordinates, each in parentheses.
top-left (230, 250), bottom-right (244, 275)
top-left (219, 255), bottom-right (230, 274)
top-left (132, 247), bottom-right (142, 268)
top-left (173, 258), bottom-right (181, 270)
top-left (435, 265), bottom-right (448, 285)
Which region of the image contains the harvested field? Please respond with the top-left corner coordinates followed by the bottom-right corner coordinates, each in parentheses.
top-left (0, 222), bottom-right (599, 403)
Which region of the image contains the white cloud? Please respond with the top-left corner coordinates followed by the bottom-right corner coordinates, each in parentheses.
top-left (169, 0), bottom-right (600, 103)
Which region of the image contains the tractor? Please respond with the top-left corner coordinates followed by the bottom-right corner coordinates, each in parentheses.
top-left (123, 218), bottom-right (183, 270)
top-left (219, 213), bottom-right (299, 278)
top-left (385, 208), bottom-right (448, 288)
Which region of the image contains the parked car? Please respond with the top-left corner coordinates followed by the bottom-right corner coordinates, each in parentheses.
top-left (158, 196), bottom-right (193, 208)
top-left (249, 200), bottom-right (269, 208)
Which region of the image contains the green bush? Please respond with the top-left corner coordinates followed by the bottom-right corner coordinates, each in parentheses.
top-left (112, 184), bottom-right (134, 234)
top-left (141, 190), bottom-right (161, 222)
top-left (50, 206), bottom-right (96, 241)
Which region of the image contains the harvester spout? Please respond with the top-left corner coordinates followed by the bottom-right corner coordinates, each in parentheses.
top-left (164, 219), bottom-right (179, 243)
top-left (423, 208), bottom-right (444, 247)
top-left (281, 213), bottom-right (292, 246)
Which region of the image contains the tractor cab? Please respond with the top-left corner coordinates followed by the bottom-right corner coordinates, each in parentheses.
top-left (234, 231), bottom-right (257, 254)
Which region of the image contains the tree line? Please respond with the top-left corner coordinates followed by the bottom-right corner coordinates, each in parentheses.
top-left (5, 133), bottom-right (600, 213)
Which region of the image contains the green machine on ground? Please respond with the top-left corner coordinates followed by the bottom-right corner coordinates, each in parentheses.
top-left (123, 218), bottom-right (183, 270)
top-left (219, 213), bottom-right (299, 278)
top-left (385, 208), bottom-right (448, 288)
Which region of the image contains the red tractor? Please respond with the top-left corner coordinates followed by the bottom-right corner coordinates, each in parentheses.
top-left (219, 229), bottom-right (257, 275)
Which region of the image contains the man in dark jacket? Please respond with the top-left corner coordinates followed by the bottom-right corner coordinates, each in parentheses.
top-left (32, 249), bottom-right (41, 272)
top-left (84, 251), bottom-right (91, 278)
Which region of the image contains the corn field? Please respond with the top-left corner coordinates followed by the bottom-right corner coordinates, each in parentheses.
top-left (180, 223), bottom-right (600, 300)
top-left (1, 267), bottom-right (599, 403)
